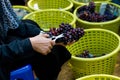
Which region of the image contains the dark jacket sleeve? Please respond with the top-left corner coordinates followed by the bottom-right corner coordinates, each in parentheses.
top-left (3, 19), bottom-right (43, 59)
top-left (0, 38), bottom-right (34, 64)
top-left (2, 20), bottom-right (41, 61)
top-left (8, 19), bottom-right (42, 38)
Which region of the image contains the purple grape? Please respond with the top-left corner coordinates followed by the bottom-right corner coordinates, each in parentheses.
top-left (48, 23), bottom-right (85, 44)
top-left (77, 2), bottom-right (118, 22)
top-left (76, 50), bottom-right (107, 58)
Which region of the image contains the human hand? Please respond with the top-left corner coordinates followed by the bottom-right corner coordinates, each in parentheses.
top-left (30, 34), bottom-right (55, 55)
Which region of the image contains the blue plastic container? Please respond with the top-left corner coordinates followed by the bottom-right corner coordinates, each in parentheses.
top-left (10, 64), bottom-right (34, 80)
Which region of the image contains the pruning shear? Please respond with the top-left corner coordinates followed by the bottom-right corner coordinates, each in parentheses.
top-left (40, 31), bottom-right (64, 42)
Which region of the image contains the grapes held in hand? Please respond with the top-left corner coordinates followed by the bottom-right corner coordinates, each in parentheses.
top-left (48, 23), bottom-right (85, 44)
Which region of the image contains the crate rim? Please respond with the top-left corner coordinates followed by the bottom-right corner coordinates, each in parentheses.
top-left (13, 5), bottom-right (32, 12)
top-left (76, 74), bottom-right (120, 80)
top-left (71, 28), bottom-right (120, 61)
top-left (23, 9), bottom-right (76, 26)
top-left (27, 0), bottom-right (73, 11)
top-left (73, 1), bottom-right (120, 25)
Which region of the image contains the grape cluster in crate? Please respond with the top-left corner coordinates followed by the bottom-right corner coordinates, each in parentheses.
top-left (77, 2), bottom-right (118, 22)
top-left (75, 50), bottom-right (106, 58)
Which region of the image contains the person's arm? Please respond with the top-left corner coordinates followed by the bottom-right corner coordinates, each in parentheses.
top-left (8, 19), bottom-right (42, 38)
top-left (0, 33), bottom-right (55, 63)
top-left (0, 38), bottom-right (34, 63)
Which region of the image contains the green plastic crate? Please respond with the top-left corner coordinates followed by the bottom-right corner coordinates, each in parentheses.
top-left (23, 9), bottom-right (76, 31)
top-left (66, 29), bottom-right (120, 79)
top-left (27, 0), bottom-right (73, 11)
top-left (74, 2), bottom-right (120, 34)
top-left (76, 74), bottom-right (120, 80)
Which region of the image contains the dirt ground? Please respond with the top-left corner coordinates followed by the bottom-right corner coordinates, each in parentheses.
top-left (114, 52), bottom-right (120, 77)
top-left (57, 52), bottom-right (120, 80)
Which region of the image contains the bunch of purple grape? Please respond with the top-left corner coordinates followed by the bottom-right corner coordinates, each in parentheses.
top-left (77, 2), bottom-right (117, 22)
top-left (48, 23), bottom-right (85, 44)
top-left (76, 50), bottom-right (94, 58)
top-left (76, 50), bottom-right (106, 58)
